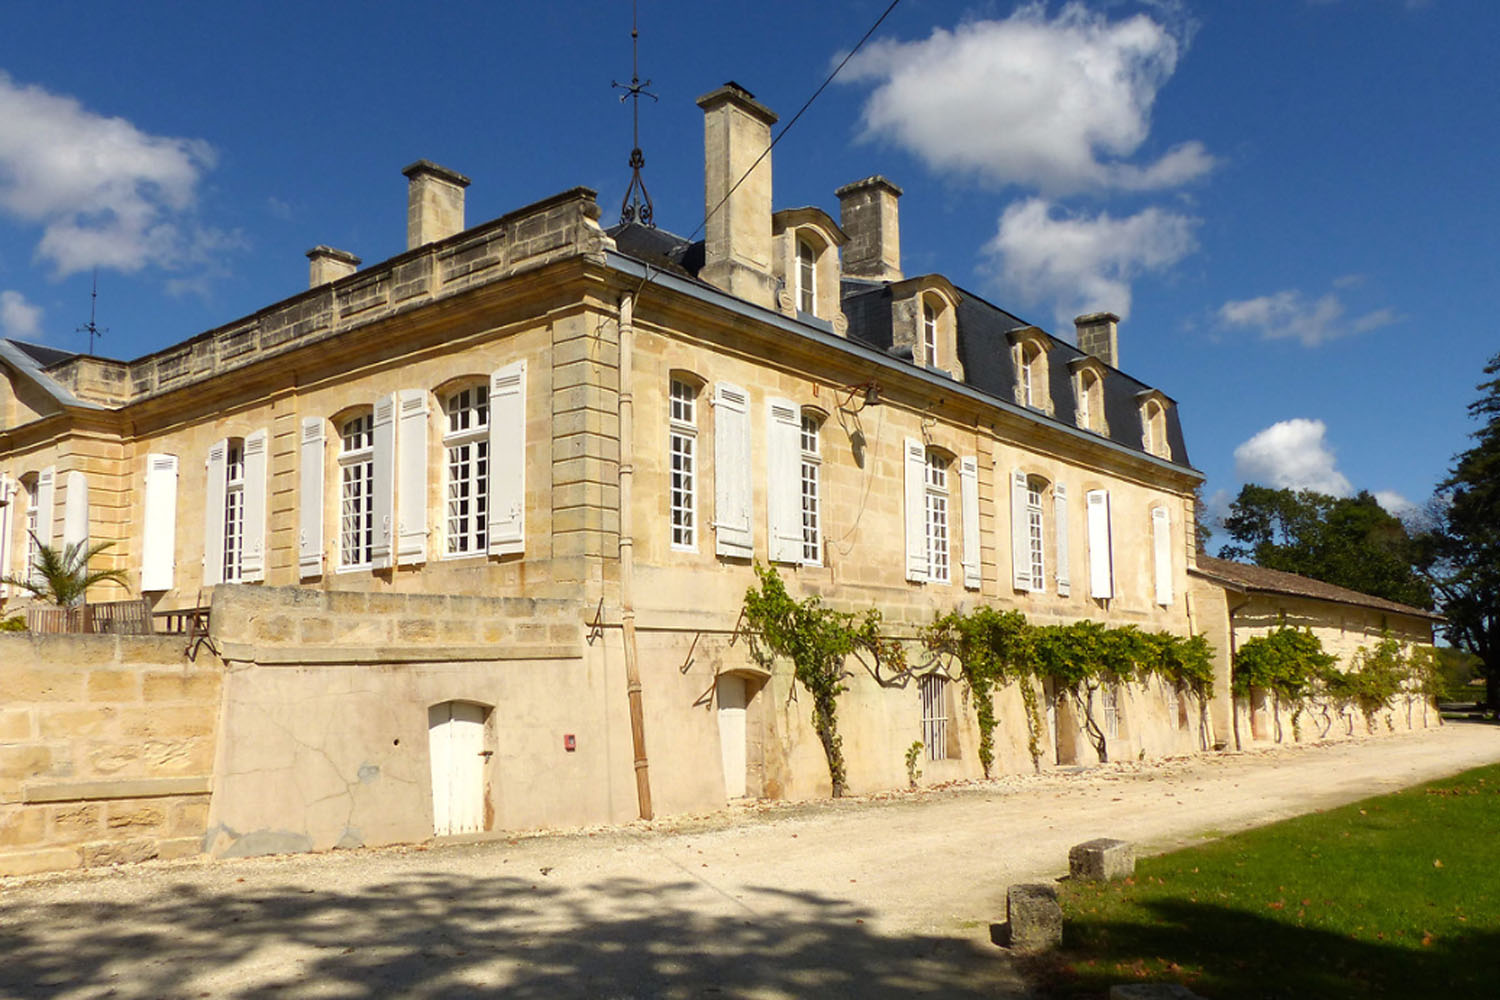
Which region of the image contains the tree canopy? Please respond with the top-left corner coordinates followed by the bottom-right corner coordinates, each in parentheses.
top-left (1417, 351), bottom-right (1500, 709)
top-left (1217, 485), bottom-right (1432, 609)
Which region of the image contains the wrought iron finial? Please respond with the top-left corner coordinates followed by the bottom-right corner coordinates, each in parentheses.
top-left (77, 269), bottom-right (107, 356)
top-left (612, 0), bottom-right (657, 227)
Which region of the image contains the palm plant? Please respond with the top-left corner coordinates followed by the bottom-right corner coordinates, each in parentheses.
top-left (1, 533), bottom-right (130, 606)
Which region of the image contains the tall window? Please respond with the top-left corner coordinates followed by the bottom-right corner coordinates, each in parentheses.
top-left (796, 238), bottom-right (816, 316)
top-left (925, 451), bottom-right (950, 584)
top-left (922, 302), bottom-right (938, 367)
top-left (920, 674), bottom-right (949, 761)
top-left (1101, 684), bottom-right (1119, 740)
top-left (21, 473), bottom-right (38, 585)
top-left (1078, 369), bottom-right (1101, 432)
top-left (445, 385), bottom-right (489, 555)
top-left (1142, 399), bottom-right (1167, 457)
top-left (1026, 477), bottom-right (1046, 589)
top-left (223, 440), bottom-right (245, 582)
top-left (800, 413), bottom-right (821, 565)
top-left (669, 378), bottom-right (697, 550)
top-left (1021, 344), bottom-right (1042, 408)
top-left (339, 413), bottom-right (375, 568)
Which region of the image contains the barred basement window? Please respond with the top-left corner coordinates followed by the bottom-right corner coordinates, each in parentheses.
top-left (669, 378), bottom-right (698, 550)
top-left (223, 440), bottom-right (245, 582)
top-left (1101, 684), bottom-right (1119, 741)
top-left (921, 673), bottom-right (949, 761)
top-left (800, 413), bottom-right (822, 565)
top-left (925, 451), bottom-right (950, 584)
top-left (444, 385), bottom-right (489, 555)
top-left (338, 412), bottom-right (375, 568)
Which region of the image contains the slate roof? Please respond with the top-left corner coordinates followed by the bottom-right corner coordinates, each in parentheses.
top-left (608, 222), bottom-right (1193, 468)
top-left (1191, 555), bottom-right (1443, 621)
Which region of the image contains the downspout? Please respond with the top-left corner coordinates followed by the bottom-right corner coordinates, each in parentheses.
top-left (618, 291), bottom-right (653, 820)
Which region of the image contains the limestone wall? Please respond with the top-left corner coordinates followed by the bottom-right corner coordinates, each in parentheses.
top-left (0, 635), bottom-right (221, 876)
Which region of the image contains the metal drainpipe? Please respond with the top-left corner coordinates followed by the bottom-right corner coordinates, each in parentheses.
top-left (618, 291), bottom-right (653, 820)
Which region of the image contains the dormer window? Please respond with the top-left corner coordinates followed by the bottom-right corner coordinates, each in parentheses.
top-left (1069, 357), bottom-right (1108, 435)
top-left (1008, 327), bottom-right (1051, 413)
top-left (892, 277), bottom-right (962, 378)
top-left (1138, 391), bottom-right (1170, 458)
top-left (796, 238), bottom-right (817, 316)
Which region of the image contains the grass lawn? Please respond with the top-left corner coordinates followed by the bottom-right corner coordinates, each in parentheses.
top-left (1031, 762), bottom-right (1500, 998)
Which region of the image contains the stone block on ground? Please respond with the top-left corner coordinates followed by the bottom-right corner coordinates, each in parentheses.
top-left (1005, 882), bottom-right (1062, 953)
top-left (1070, 837), bottom-right (1135, 881)
top-left (1108, 985), bottom-right (1205, 1000)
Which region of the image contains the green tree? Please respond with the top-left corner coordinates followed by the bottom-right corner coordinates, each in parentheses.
top-left (1418, 351), bottom-right (1500, 710)
top-left (0, 534), bottom-right (129, 607)
top-left (1218, 485), bottom-right (1432, 609)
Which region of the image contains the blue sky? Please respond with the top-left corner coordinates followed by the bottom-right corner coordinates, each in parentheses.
top-left (1, 1), bottom-right (1495, 540)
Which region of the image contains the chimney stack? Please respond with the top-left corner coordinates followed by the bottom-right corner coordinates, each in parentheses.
top-left (306, 246), bottom-right (361, 287)
top-left (836, 176), bottom-right (903, 281)
top-left (697, 82), bottom-right (778, 309)
top-left (1075, 312), bottom-right (1120, 368)
top-left (402, 160), bottom-right (470, 249)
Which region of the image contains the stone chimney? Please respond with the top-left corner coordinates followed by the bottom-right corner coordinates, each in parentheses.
top-left (306, 246), bottom-right (361, 287)
top-left (836, 176), bottom-right (902, 281)
top-left (697, 82), bottom-right (778, 310)
top-left (402, 160), bottom-right (470, 249)
top-left (1075, 312), bottom-right (1120, 368)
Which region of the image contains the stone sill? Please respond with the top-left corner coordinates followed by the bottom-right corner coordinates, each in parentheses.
top-left (23, 776), bottom-right (212, 804)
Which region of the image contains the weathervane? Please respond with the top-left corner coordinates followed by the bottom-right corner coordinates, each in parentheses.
top-left (612, 0), bottom-right (657, 227)
top-left (77, 269), bottom-right (107, 356)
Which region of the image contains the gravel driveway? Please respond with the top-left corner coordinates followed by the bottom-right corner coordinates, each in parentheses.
top-left (3, 724), bottom-right (1496, 999)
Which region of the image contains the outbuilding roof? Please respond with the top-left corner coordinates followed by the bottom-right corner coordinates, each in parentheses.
top-left (1191, 554), bottom-right (1444, 622)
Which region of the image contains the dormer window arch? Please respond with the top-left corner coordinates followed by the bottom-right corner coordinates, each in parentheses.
top-left (772, 208), bottom-right (847, 325)
top-left (1068, 356), bottom-right (1109, 435)
top-left (1137, 390), bottom-right (1171, 459)
top-left (892, 277), bottom-right (962, 378)
top-left (1007, 326), bottom-right (1052, 414)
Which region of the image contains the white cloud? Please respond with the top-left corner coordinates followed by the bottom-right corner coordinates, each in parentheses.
top-left (1233, 418), bottom-right (1352, 496)
top-left (1373, 490), bottom-right (1417, 519)
top-left (1217, 286), bottom-right (1400, 347)
top-left (0, 290), bottom-right (42, 337)
top-left (0, 71), bottom-right (218, 278)
top-left (842, 3), bottom-right (1214, 194)
top-left (983, 197), bottom-right (1197, 327)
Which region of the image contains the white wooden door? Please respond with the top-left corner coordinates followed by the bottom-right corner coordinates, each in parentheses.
top-left (717, 675), bottom-right (748, 799)
top-left (428, 701), bottom-right (487, 836)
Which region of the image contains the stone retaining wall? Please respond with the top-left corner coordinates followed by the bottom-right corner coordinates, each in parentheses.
top-left (0, 635), bottom-right (222, 876)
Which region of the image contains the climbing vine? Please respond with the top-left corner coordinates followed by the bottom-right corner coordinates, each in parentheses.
top-left (1232, 626), bottom-right (1333, 743)
top-left (740, 564), bottom-right (903, 798)
top-left (924, 607), bottom-right (1032, 777)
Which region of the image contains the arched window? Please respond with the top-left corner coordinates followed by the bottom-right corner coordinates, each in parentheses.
top-left (669, 377), bottom-right (699, 550)
top-left (21, 472), bottom-right (39, 585)
top-left (1021, 343), bottom-right (1044, 408)
top-left (1079, 369), bottom-right (1101, 432)
top-left (800, 411), bottom-right (822, 565)
top-left (223, 438), bottom-right (246, 582)
top-left (444, 384), bottom-right (489, 555)
top-left (925, 450), bottom-right (951, 584)
top-left (796, 238), bottom-right (817, 316)
top-left (1026, 475), bottom-right (1047, 589)
top-left (338, 411), bottom-right (375, 568)
top-left (1141, 397), bottom-right (1168, 457)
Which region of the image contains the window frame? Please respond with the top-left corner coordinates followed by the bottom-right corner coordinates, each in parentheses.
top-left (922, 301), bottom-right (939, 368)
top-left (669, 377), bottom-right (699, 552)
top-left (799, 411), bottom-right (822, 566)
top-left (222, 439), bottom-right (245, 583)
top-left (1026, 476), bottom-right (1046, 590)
top-left (443, 383), bottom-right (490, 558)
top-left (337, 411), bottom-right (376, 570)
top-left (924, 450), bottom-right (951, 584)
top-left (920, 672), bottom-right (950, 762)
top-left (795, 237), bottom-right (817, 316)
top-left (21, 473), bottom-right (39, 585)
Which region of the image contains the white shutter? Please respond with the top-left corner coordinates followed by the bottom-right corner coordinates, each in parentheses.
top-left (202, 443), bottom-right (226, 586)
top-left (0, 474), bottom-right (12, 596)
top-left (33, 467), bottom-right (55, 553)
top-left (488, 360), bottom-right (526, 556)
top-left (371, 395), bottom-right (397, 569)
top-left (766, 397), bottom-right (801, 563)
top-left (960, 456), bottom-right (980, 590)
top-left (240, 429), bottom-right (268, 582)
top-left (141, 454), bottom-right (178, 591)
top-left (1010, 469), bottom-right (1031, 592)
top-left (904, 437), bottom-right (928, 582)
top-left (1087, 489), bottom-right (1113, 599)
top-left (397, 389), bottom-right (429, 565)
top-left (298, 418), bottom-right (325, 579)
top-left (1152, 506), bottom-right (1174, 606)
top-left (62, 470), bottom-right (88, 551)
top-left (1055, 483), bottom-right (1071, 597)
top-left (713, 383), bottom-right (753, 558)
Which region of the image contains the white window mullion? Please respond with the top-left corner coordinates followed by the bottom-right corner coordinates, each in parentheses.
top-left (801, 415), bottom-right (822, 565)
top-left (925, 454), bottom-right (950, 584)
top-left (443, 384), bottom-right (489, 557)
top-left (669, 379), bottom-right (698, 551)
